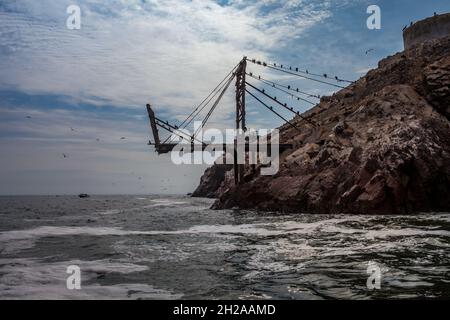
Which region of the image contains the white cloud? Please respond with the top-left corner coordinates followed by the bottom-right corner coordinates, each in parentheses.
top-left (0, 0), bottom-right (335, 114)
top-left (0, 0), bottom-right (367, 195)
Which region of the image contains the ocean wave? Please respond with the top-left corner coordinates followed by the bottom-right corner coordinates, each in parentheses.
top-left (0, 258), bottom-right (181, 300)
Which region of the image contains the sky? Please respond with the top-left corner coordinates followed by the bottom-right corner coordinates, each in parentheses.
top-left (0, 0), bottom-right (449, 195)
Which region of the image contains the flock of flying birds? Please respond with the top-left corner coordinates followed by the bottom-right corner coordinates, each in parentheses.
top-left (24, 115), bottom-right (149, 187)
top-left (25, 115), bottom-right (127, 159)
top-left (24, 115), bottom-right (184, 191)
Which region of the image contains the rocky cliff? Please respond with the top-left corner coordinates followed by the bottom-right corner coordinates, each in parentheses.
top-left (192, 164), bottom-right (233, 198)
top-left (193, 36), bottom-right (450, 214)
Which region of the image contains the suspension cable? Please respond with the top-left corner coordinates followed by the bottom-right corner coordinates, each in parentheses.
top-left (246, 89), bottom-right (302, 133)
top-left (247, 74), bottom-right (317, 106)
top-left (247, 58), bottom-right (353, 84)
top-left (182, 71), bottom-right (233, 130)
top-left (247, 72), bottom-right (320, 100)
top-left (246, 82), bottom-right (317, 127)
top-left (161, 63), bottom-right (239, 144)
top-left (155, 116), bottom-right (204, 144)
top-left (193, 73), bottom-right (236, 139)
top-left (247, 59), bottom-right (347, 89)
top-left (179, 62), bottom-right (240, 129)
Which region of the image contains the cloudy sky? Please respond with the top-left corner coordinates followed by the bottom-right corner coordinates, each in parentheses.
top-left (0, 0), bottom-right (449, 195)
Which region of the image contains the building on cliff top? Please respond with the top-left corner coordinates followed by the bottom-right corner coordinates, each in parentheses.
top-left (403, 12), bottom-right (450, 50)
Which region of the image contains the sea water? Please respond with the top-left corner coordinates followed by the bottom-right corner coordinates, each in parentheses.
top-left (0, 195), bottom-right (449, 299)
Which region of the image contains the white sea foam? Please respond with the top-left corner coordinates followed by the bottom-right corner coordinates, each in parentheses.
top-left (0, 258), bottom-right (181, 300)
top-left (323, 225), bottom-right (450, 239)
top-left (1, 217), bottom-right (449, 254)
top-left (97, 209), bottom-right (121, 215)
top-left (147, 199), bottom-right (189, 206)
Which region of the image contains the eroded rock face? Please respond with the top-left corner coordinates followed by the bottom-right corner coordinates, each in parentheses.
top-left (193, 36), bottom-right (450, 214)
top-left (423, 55), bottom-right (450, 119)
top-left (191, 164), bottom-right (233, 198)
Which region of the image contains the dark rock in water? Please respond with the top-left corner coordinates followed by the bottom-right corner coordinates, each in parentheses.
top-left (192, 164), bottom-right (233, 198)
top-left (194, 36), bottom-right (450, 214)
top-left (78, 194), bottom-right (90, 199)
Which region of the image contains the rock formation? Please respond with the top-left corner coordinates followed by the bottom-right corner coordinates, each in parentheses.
top-left (193, 36), bottom-right (450, 214)
top-left (192, 164), bottom-right (233, 198)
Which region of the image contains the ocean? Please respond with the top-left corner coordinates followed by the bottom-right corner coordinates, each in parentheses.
top-left (0, 195), bottom-right (449, 299)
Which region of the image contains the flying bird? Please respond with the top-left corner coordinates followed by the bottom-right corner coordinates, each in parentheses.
top-left (70, 127), bottom-right (76, 132)
top-left (120, 137), bottom-right (126, 140)
top-left (365, 49), bottom-right (374, 55)
top-left (62, 153), bottom-right (68, 158)
top-left (26, 116), bottom-right (32, 119)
